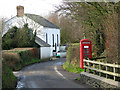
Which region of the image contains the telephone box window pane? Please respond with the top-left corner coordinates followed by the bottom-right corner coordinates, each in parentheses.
top-left (83, 48), bottom-right (89, 58)
top-left (84, 55), bottom-right (89, 58)
top-left (84, 51), bottom-right (89, 53)
top-left (84, 49), bottom-right (89, 53)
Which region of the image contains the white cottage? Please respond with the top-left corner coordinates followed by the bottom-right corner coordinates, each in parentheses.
top-left (3, 6), bottom-right (61, 59)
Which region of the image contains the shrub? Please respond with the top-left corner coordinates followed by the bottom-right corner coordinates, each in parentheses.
top-left (2, 48), bottom-right (39, 71)
top-left (66, 44), bottom-right (80, 67)
top-left (63, 62), bottom-right (84, 73)
top-left (2, 48), bottom-right (40, 88)
top-left (64, 44), bottom-right (84, 73)
top-left (2, 52), bottom-right (22, 70)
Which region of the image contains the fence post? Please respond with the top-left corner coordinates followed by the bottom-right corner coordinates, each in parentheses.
top-left (88, 62), bottom-right (90, 73)
top-left (106, 66), bottom-right (108, 79)
top-left (84, 61), bottom-right (86, 72)
top-left (113, 67), bottom-right (116, 81)
top-left (83, 59), bottom-right (120, 81)
top-left (99, 64), bottom-right (101, 77)
top-left (93, 63), bottom-right (95, 74)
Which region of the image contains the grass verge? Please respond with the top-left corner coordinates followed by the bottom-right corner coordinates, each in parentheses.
top-left (2, 58), bottom-right (50, 89)
top-left (63, 62), bottom-right (84, 73)
top-left (2, 66), bottom-right (17, 89)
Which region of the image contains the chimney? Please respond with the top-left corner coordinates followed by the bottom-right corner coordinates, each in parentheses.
top-left (16, 6), bottom-right (24, 17)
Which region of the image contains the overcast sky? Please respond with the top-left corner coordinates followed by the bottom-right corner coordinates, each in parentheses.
top-left (0, 0), bottom-right (63, 19)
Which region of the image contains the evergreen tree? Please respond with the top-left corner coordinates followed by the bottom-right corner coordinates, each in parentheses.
top-left (2, 24), bottom-right (36, 50)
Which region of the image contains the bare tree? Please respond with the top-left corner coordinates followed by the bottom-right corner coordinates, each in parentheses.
top-left (55, 2), bottom-right (119, 63)
top-left (47, 13), bottom-right (83, 45)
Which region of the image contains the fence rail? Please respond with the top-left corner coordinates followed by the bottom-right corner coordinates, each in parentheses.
top-left (83, 59), bottom-right (120, 81)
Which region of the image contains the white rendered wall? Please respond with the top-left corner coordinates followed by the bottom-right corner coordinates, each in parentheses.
top-left (40, 47), bottom-right (51, 59)
top-left (44, 27), bottom-right (60, 56)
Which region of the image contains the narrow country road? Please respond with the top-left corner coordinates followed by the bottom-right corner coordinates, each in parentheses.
top-left (13, 58), bottom-right (92, 89)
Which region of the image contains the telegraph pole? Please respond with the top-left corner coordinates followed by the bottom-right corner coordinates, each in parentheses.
top-left (0, 18), bottom-right (2, 89)
top-left (118, 1), bottom-right (120, 65)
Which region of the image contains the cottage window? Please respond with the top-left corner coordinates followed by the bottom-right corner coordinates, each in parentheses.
top-left (52, 34), bottom-right (54, 47)
top-left (46, 33), bottom-right (48, 43)
top-left (57, 34), bottom-right (59, 46)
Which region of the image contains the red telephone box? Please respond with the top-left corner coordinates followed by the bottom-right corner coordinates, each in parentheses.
top-left (80, 39), bottom-right (92, 69)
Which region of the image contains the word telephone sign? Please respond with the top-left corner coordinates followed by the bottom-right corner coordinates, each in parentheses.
top-left (80, 39), bottom-right (92, 69)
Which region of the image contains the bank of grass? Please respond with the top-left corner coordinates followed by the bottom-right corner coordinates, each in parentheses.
top-left (16, 58), bottom-right (51, 70)
top-left (63, 43), bottom-right (84, 73)
top-left (2, 58), bottom-right (43, 89)
top-left (77, 77), bottom-right (81, 80)
top-left (14, 58), bottom-right (43, 71)
top-left (2, 66), bottom-right (17, 88)
top-left (63, 62), bottom-right (84, 73)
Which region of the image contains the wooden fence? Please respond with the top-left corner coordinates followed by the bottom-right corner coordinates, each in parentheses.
top-left (83, 59), bottom-right (120, 81)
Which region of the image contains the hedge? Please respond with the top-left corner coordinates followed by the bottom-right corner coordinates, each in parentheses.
top-left (63, 44), bottom-right (84, 73)
top-left (2, 48), bottom-right (40, 88)
top-left (2, 48), bottom-right (39, 71)
top-left (66, 44), bottom-right (80, 67)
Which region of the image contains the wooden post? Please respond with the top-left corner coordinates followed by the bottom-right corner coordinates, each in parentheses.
top-left (118, 1), bottom-right (120, 65)
top-left (99, 64), bottom-right (101, 77)
top-left (93, 63), bottom-right (95, 74)
top-left (84, 61), bottom-right (86, 72)
top-left (113, 67), bottom-right (116, 81)
top-left (88, 62), bottom-right (90, 73)
top-left (106, 66), bottom-right (108, 78)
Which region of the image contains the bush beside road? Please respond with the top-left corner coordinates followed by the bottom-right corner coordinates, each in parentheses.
top-left (2, 48), bottom-right (42, 88)
top-left (62, 43), bottom-right (84, 73)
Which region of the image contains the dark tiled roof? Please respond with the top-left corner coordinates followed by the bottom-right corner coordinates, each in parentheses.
top-left (35, 36), bottom-right (51, 47)
top-left (25, 14), bottom-right (60, 29)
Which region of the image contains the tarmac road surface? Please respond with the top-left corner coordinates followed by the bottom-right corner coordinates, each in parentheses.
top-left (13, 58), bottom-right (92, 89)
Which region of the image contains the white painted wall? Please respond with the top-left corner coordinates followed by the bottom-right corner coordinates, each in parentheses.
top-left (40, 47), bottom-right (51, 59)
top-left (44, 27), bottom-right (60, 56)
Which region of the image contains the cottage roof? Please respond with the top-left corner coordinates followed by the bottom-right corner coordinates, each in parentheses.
top-left (25, 14), bottom-right (60, 29)
top-left (35, 36), bottom-right (51, 47)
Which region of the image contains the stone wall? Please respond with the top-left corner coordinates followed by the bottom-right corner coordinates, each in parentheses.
top-left (80, 72), bottom-right (119, 88)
